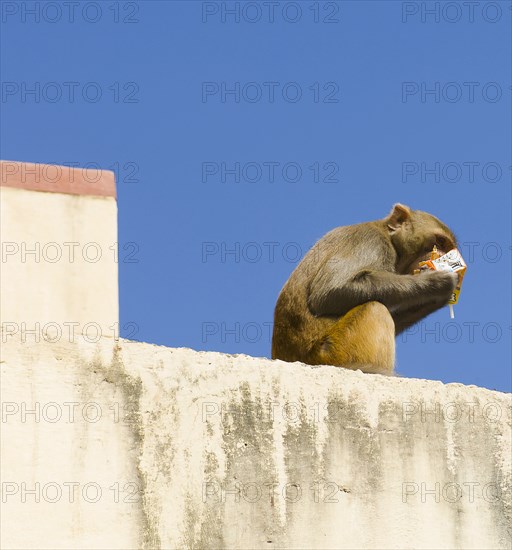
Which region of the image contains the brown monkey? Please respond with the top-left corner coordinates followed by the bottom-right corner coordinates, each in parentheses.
top-left (271, 204), bottom-right (458, 375)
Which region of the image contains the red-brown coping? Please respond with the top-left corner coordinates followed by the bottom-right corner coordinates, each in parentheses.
top-left (0, 160), bottom-right (116, 198)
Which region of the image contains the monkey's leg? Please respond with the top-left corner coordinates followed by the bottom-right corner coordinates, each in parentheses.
top-left (393, 300), bottom-right (446, 335)
top-left (308, 301), bottom-right (395, 375)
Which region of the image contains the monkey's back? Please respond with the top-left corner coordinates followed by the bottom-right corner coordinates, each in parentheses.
top-left (271, 225), bottom-right (359, 362)
top-left (271, 222), bottom-right (393, 363)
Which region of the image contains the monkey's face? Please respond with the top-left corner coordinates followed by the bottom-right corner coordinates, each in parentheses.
top-left (404, 242), bottom-right (452, 274)
top-left (388, 207), bottom-right (457, 274)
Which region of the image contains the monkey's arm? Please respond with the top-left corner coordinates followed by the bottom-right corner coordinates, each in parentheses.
top-left (308, 268), bottom-right (457, 318)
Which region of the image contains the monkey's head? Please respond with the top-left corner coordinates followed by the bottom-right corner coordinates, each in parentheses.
top-left (385, 203), bottom-right (457, 274)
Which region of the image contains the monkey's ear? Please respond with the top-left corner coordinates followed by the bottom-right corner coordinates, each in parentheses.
top-left (387, 203), bottom-right (411, 232)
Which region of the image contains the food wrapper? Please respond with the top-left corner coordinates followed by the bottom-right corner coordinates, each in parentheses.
top-left (414, 247), bottom-right (467, 318)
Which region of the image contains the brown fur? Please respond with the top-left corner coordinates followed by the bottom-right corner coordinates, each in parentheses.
top-left (271, 204), bottom-right (458, 374)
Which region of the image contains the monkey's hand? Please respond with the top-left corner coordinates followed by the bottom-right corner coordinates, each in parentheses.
top-left (387, 270), bottom-right (457, 314)
top-left (418, 270), bottom-right (458, 300)
top-left (392, 271), bottom-right (457, 333)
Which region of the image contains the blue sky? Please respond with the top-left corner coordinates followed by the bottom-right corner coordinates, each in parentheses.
top-left (1, 1), bottom-right (510, 392)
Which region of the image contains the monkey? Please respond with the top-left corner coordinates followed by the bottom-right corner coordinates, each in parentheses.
top-left (271, 204), bottom-right (459, 375)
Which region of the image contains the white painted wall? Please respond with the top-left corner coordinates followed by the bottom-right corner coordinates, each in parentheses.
top-left (1, 170), bottom-right (510, 549)
top-left (2, 337), bottom-right (510, 549)
top-left (0, 185), bottom-right (118, 340)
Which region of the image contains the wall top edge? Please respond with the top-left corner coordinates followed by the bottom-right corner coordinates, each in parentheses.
top-left (0, 160), bottom-right (116, 198)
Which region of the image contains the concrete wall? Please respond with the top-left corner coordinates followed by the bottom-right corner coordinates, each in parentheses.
top-left (0, 160), bottom-right (118, 339)
top-left (1, 161), bottom-right (511, 549)
top-left (1, 336), bottom-right (510, 550)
